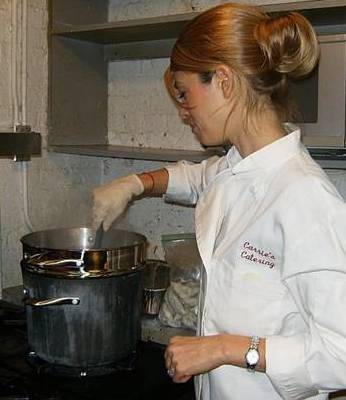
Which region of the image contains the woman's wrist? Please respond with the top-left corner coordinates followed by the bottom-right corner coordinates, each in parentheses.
top-left (218, 334), bottom-right (266, 372)
top-left (137, 168), bottom-right (169, 195)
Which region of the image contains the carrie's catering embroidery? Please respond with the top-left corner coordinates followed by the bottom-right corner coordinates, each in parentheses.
top-left (240, 241), bottom-right (275, 269)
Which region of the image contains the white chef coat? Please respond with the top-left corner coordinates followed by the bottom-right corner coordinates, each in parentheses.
top-left (165, 127), bottom-right (346, 400)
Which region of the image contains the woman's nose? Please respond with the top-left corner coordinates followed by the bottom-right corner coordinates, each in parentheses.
top-left (178, 106), bottom-right (190, 124)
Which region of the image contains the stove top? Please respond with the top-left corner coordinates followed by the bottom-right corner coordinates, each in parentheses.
top-left (0, 300), bottom-right (194, 400)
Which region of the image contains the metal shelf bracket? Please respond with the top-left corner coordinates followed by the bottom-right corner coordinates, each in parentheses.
top-left (0, 126), bottom-right (41, 161)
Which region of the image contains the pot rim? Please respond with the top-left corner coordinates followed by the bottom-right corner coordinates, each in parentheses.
top-left (20, 227), bottom-right (147, 252)
top-left (21, 260), bottom-right (145, 279)
top-left (21, 227), bottom-right (147, 278)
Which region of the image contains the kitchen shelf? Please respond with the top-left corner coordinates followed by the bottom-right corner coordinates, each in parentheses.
top-left (49, 144), bottom-right (346, 169)
top-left (51, 3), bottom-right (346, 62)
top-left (48, 144), bottom-right (225, 163)
top-left (48, 0), bottom-right (346, 161)
top-left (308, 148), bottom-right (346, 169)
top-left (52, 12), bottom-right (196, 44)
top-left (51, 2), bottom-right (346, 45)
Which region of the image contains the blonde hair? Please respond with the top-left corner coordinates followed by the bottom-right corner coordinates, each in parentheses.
top-left (165, 3), bottom-right (319, 122)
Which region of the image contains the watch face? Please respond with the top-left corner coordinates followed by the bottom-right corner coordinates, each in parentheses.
top-left (246, 349), bottom-right (260, 365)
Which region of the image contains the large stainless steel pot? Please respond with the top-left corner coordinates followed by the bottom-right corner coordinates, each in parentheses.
top-left (20, 227), bottom-right (146, 374)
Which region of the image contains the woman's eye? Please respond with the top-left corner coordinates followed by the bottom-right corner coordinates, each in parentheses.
top-left (177, 91), bottom-right (187, 103)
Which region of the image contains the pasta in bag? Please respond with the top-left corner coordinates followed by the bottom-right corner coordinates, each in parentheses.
top-left (158, 233), bottom-right (202, 330)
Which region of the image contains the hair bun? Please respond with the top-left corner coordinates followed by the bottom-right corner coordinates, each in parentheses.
top-left (254, 12), bottom-right (319, 79)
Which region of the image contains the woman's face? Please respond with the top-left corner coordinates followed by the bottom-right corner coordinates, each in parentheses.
top-left (173, 71), bottom-right (232, 147)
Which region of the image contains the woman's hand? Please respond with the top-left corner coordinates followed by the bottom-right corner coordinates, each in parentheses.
top-left (92, 169), bottom-right (169, 231)
top-left (92, 174), bottom-right (144, 231)
top-left (164, 335), bottom-right (231, 383)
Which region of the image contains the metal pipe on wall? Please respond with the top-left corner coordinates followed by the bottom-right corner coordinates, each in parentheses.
top-left (21, 0), bottom-right (27, 127)
top-left (11, 0), bottom-right (19, 130)
top-left (18, 0), bottom-right (35, 232)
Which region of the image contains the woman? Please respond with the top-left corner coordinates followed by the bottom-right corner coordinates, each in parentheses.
top-left (92, 3), bottom-right (346, 399)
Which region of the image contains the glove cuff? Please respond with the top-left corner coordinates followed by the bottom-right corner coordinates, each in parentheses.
top-left (130, 174), bottom-right (145, 196)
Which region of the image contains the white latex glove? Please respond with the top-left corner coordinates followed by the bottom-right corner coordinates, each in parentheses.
top-left (92, 174), bottom-right (144, 231)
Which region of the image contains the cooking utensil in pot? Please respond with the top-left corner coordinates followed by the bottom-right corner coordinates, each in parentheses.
top-left (92, 223), bottom-right (104, 249)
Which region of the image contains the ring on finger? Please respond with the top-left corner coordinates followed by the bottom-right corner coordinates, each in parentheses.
top-left (167, 368), bottom-right (175, 377)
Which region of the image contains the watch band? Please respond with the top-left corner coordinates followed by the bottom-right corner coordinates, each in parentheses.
top-left (245, 336), bottom-right (260, 372)
top-left (250, 336), bottom-right (260, 350)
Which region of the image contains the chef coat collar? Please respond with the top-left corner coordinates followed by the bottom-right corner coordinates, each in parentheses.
top-left (227, 125), bottom-right (302, 175)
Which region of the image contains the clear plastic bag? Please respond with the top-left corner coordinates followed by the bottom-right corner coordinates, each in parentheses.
top-left (158, 234), bottom-right (202, 330)
top-left (162, 233), bottom-right (201, 282)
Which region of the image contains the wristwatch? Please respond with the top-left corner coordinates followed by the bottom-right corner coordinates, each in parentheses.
top-left (245, 336), bottom-right (260, 372)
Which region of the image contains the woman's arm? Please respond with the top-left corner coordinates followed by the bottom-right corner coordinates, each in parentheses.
top-left (266, 270), bottom-right (346, 399)
top-left (165, 334), bottom-right (266, 383)
top-left (92, 155), bottom-right (224, 230)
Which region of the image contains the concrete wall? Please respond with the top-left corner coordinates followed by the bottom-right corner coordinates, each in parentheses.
top-left (0, 1), bottom-right (100, 294)
top-left (108, 0), bottom-right (313, 20)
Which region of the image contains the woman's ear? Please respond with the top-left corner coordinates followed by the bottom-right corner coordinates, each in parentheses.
top-left (215, 65), bottom-right (233, 99)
